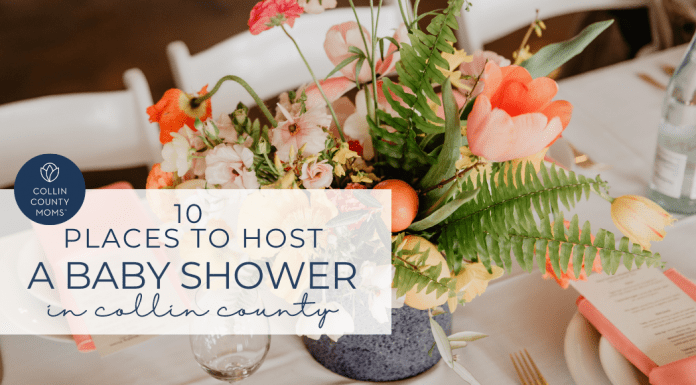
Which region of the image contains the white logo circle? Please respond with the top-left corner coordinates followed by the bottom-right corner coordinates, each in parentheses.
top-left (40, 162), bottom-right (60, 183)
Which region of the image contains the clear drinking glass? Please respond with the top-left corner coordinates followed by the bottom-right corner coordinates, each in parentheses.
top-left (189, 288), bottom-right (271, 383)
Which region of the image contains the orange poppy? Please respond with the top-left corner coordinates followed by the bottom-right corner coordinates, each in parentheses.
top-left (147, 86), bottom-right (212, 144)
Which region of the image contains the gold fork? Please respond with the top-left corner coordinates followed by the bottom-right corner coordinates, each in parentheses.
top-left (566, 141), bottom-right (611, 171)
top-left (510, 349), bottom-right (549, 385)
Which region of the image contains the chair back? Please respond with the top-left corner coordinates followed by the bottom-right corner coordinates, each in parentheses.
top-left (0, 68), bottom-right (160, 187)
top-left (456, 0), bottom-right (669, 53)
top-left (167, 1), bottom-right (405, 115)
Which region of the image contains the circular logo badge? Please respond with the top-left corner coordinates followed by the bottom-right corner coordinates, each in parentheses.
top-left (14, 154), bottom-right (86, 225)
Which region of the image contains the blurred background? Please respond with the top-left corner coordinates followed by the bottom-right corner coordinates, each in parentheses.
top-left (1, 0), bottom-right (695, 187)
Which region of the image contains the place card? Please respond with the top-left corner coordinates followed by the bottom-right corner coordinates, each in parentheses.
top-left (571, 267), bottom-right (696, 366)
top-left (91, 335), bottom-right (155, 357)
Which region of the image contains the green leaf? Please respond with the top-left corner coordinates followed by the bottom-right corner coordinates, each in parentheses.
top-left (419, 78), bottom-right (462, 200)
top-left (325, 210), bottom-right (368, 228)
top-left (408, 189), bottom-right (479, 231)
top-left (448, 331), bottom-right (488, 342)
top-left (324, 55), bottom-right (359, 80)
top-left (429, 317), bottom-right (453, 368)
top-left (520, 20), bottom-right (614, 78)
top-left (347, 46), bottom-right (366, 56)
top-left (352, 191), bottom-right (382, 208)
top-left (452, 362), bottom-right (481, 384)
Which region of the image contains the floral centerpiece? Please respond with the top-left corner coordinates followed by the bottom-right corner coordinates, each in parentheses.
top-left (146, 0), bottom-right (674, 382)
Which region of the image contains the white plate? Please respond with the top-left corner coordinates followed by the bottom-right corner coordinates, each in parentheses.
top-left (17, 233), bottom-right (61, 307)
top-left (564, 311), bottom-right (612, 385)
top-left (0, 232), bottom-right (72, 343)
top-left (599, 337), bottom-right (650, 385)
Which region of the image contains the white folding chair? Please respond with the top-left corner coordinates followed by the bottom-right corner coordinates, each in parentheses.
top-left (167, 1), bottom-right (407, 115)
top-left (456, 0), bottom-right (672, 54)
top-left (0, 68), bottom-right (160, 187)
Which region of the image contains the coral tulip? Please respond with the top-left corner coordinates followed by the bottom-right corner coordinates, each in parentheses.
top-left (305, 22), bottom-right (408, 108)
top-left (466, 61), bottom-right (572, 162)
top-left (324, 21), bottom-right (406, 83)
top-left (611, 195), bottom-right (675, 251)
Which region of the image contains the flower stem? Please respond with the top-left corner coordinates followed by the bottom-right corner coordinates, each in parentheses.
top-left (263, 152), bottom-right (280, 176)
top-left (397, 0), bottom-right (411, 25)
top-left (370, 0), bottom-right (383, 126)
top-left (593, 189), bottom-right (615, 203)
top-left (348, 0), bottom-right (373, 66)
top-left (421, 162), bottom-right (483, 194)
top-left (280, 25), bottom-right (346, 142)
top-left (514, 10), bottom-right (540, 62)
top-left (191, 75), bottom-right (277, 127)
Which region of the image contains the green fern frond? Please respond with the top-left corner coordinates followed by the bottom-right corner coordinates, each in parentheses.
top-left (435, 163), bottom-right (662, 279)
top-left (501, 212), bottom-right (662, 277)
top-left (369, 0), bottom-right (465, 171)
top-left (391, 235), bottom-right (457, 299)
top-left (438, 163), bottom-right (604, 271)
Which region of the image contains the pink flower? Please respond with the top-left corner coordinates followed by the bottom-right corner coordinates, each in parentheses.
top-left (325, 22), bottom-right (372, 83)
top-left (300, 160), bottom-right (333, 189)
top-left (213, 114), bottom-right (254, 147)
top-left (298, 0), bottom-right (336, 14)
top-left (459, 50), bottom-right (511, 98)
top-left (343, 81), bottom-right (406, 159)
top-left (248, 0), bottom-right (304, 35)
top-left (466, 61), bottom-right (573, 162)
top-left (324, 22), bottom-right (407, 83)
top-left (229, 169), bottom-right (260, 189)
top-left (213, 114), bottom-right (238, 143)
top-left (205, 144), bottom-right (256, 188)
top-left (306, 23), bottom-right (408, 107)
top-left (272, 104), bottom-right (331, 161)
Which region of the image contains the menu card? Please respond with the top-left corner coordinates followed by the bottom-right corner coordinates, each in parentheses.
top-left (571, 267), bottom-right (696, 365)
top-left (91, 335), bottom-right (155, 357)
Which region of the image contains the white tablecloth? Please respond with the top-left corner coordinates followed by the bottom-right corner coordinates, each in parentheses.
top-left (2, 46), bottom-right (696, 385)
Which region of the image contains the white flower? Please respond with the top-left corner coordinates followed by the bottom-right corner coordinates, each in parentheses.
top-left (205, 144), bottom-right (255, 188)
top-left (299, 159), bottom-right (333, 189)
top-left (360, 262), bottom-right (395, 323)
top-left (178, 125), bottom-right (206, 151)
top-left (161, 132), bottom-right (193, 176)
top-left (344, 82), bottom-right (402, 160)
top-left (297, 301), bottom-right (353, 343)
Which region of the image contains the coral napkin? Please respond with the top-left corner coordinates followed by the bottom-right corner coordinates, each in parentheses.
top-left (576, 269), bottom-right (696, 385)
top-left (74, 181), bottom-right (134, 352)
top-left (34, 181), bottom-right (133, 353)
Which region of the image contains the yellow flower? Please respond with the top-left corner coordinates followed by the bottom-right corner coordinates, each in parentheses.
top-left (334, 163), bottom-right (345, 177)
top-left (448, 262), bottom-right (504, 312)
top-left (513, 45), bottom-right (533, 65)
top-left (502, 148), bottom-right (549, 187)
top-left (455, 146), bottom-right (491, 187)
top-left (350, 173), bottom-right (373, 184)
top-left (262, 171), bottom-right (298, 189)
top-left (455, 146), bottom-right (476, 170)
top-left (333, 142), bottom-right (358, 164)
top-left (610, 195), bottom-right (675, 251)
top-left (437, 43), bottom-right (473, 91)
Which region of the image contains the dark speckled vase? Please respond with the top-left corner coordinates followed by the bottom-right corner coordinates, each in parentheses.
top-left (302, 305), bottom-right (452, 382)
